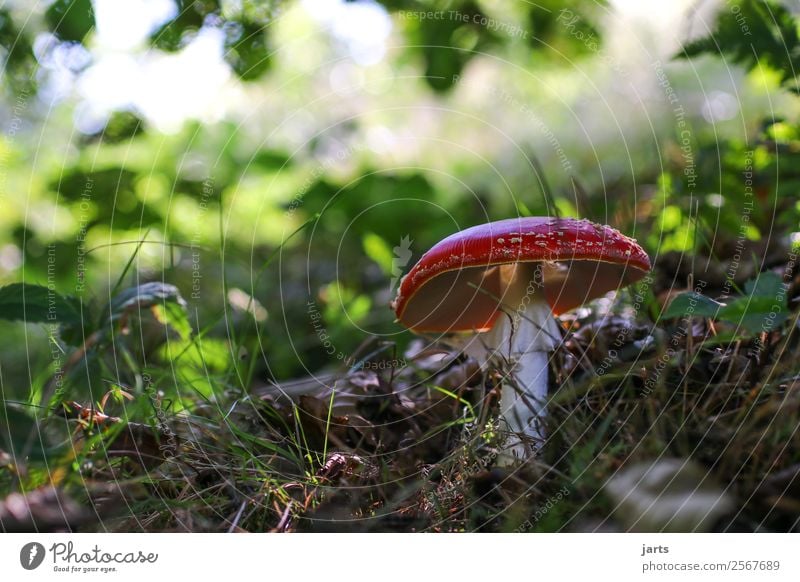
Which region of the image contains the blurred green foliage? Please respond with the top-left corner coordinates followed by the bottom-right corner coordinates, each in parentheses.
top-left (680, 0), bottom-right (800, 92)
top-left (0, 0), bottom-right (799, 433)
top-left (45, 0), bottom-right (95, 43)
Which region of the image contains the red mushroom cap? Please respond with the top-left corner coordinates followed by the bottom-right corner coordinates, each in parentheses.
top-left (392, 217), bottom-right (651, 333)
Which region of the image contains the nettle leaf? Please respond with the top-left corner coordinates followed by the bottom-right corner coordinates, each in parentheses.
top-left (714, 272), bottom-right (790, 332)
top-left (744, 271), bottom-right (785, 298)
top-left (663, 292), bottom-right (723, 319)
top-left (0, 283), bottom-right (82, 325)
top-left (663, 273), bottom-right (789, 333)
top-left (718, 296), bottom-right (788, 333)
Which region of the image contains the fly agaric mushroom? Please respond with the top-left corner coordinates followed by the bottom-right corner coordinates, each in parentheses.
top-left (391, 217), bottom-right (650, 464)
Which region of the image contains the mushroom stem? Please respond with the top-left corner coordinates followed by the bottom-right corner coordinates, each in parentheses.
top-left (498, 349), bottom-right (549, 462)
top-left (461, 269), bottom-right (560, 465)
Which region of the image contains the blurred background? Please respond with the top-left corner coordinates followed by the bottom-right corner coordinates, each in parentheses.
top-left (1, 0), bottom-right (799, 438)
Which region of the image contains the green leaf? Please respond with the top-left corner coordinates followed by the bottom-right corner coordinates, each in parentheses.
top-left (663, 292), bottom-right (723, 319)
top-left (159, 337), bottom-right (231, 372)
top-left (711, 273), bottom-right (791, 333)
top-left (152, 302), bottom-right (192, 341)
top-left (45, 0), bottom-right (95, 43)
top-left (362, 232), bottom-right (394, 274)
top-left (718, 296), bottom-right (788, 333)
top-left (744, 271), bottom-right (785, 298)
top-left (0, 283), bottom-right (82, 325)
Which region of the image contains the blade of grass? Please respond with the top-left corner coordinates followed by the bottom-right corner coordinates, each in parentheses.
top-left (321, 387), bottom-right (335, 464)
top-left (110, 230), bottom-right (150, 297)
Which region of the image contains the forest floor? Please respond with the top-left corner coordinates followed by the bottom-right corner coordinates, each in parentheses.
top-left (2, 253), bottom-right (800, 533)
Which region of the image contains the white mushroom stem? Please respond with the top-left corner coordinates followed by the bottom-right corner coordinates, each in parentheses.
top-left (459, 264), bottom-right (561, 465)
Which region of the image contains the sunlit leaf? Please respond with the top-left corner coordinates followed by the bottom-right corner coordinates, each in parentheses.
top-left (362, 232), bottom-right (394, 274)
top-left (152, 302), bottom-right (192, 341)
